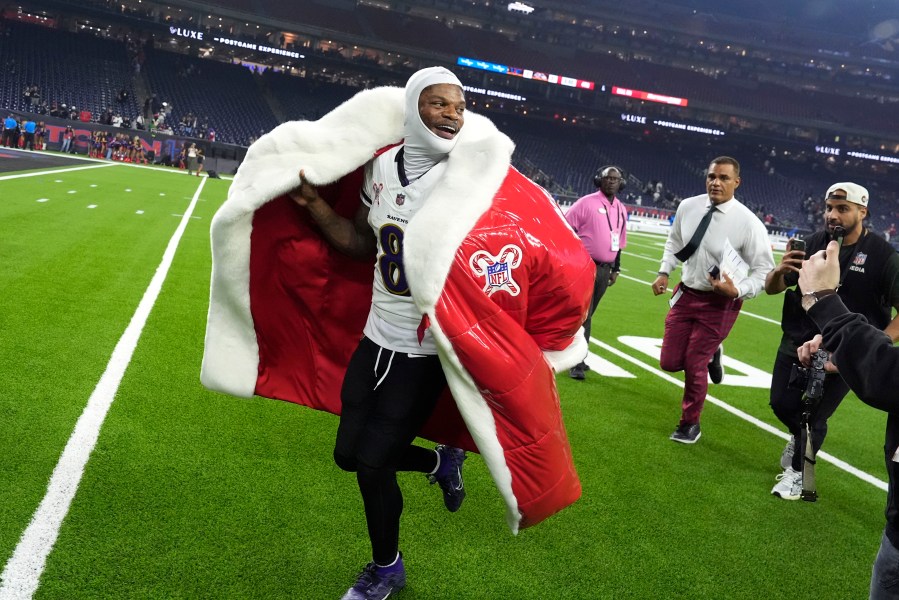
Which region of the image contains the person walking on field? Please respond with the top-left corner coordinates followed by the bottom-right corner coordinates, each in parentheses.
top-left (564, 165), bottom-right (629, 380)
top-left (651, 156), bottom-right (774, 444)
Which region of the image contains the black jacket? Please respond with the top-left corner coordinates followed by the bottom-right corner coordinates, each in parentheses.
top-left (808, 294), bottom-right (899, 545)
top-left (781, 230), bottom-right (897, 352)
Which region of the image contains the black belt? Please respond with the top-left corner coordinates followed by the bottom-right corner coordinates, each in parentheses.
top-left (679, 283), bottom-right (714, 295)
top-left (594, 261), bottom-right (615, 268)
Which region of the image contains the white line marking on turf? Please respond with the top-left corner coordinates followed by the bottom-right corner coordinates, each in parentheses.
top-left (592, 337), bottom-right (889, 492)
top-left (0, 177), bottom-right (208, 600)
top-left (0, 149), bottom-right (228, 177)
top-left (136, 210), bottom-right (144, 215)
top-left (36, 199), bottom-right (47, 203)
top-left (618, 273), bottom-right (780, 325)
top-left (623, 251), bottom-right (662, 262)
top-left (87, 205), bottom-right (97, 209)
top-left (0, 163), bottom-right (116, 182)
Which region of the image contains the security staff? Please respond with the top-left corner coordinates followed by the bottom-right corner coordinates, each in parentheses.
top-left (565, 166), bottom-right (628, 380)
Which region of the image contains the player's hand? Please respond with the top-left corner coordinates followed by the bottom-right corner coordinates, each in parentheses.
top-left (288, 169), bottom-right (322, 208)
top-left (652, 274), bottom-right (668, 296)
top-left (797, 334), bottom-right (838, 373)
top-left (609, 271), bottom-right (619, 286)
top-left (709, 270), bottom-right (739, 298)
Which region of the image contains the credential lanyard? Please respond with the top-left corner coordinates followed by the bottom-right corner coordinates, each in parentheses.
top-left (835, 230), bottom-right (866, 291)
top-left (600, 198), bottom-right (624, 234)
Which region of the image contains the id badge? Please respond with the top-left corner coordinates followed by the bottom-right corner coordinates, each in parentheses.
top-left (668, 286), bottom-right (683, 308)
top-left (610, 231), bottom-right (621, 252)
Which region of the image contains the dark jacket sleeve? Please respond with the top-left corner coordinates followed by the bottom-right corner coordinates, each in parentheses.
top-left (807, 294), bottom-right (899, 412)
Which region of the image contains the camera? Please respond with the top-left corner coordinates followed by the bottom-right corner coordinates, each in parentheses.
top-left (788, 349), bottom-right (828, 402)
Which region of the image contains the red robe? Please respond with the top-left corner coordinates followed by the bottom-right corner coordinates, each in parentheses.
top-left (202, 86), bottom-right (594, 532)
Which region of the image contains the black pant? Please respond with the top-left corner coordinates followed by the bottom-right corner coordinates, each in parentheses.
top-left (334, 336), bottom-right (447, 564)
top-left (578, 263), bottom-right (613, 358)
top-left (23, 132), bottom-right (34, 150)
top-left (769, 349), bottom-right (849, 471)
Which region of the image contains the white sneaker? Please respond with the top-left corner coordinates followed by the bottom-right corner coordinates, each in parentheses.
top-left (771, 467), bottom-right (802, 500)
top-left (780, 436), bottom-right (795, 470)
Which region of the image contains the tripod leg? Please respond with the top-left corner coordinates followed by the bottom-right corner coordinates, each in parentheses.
top-left (800, 412), bottom-right (817, 502)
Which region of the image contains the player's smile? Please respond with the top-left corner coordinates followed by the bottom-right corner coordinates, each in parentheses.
top-left (433, 122), bottom-right (458, 139)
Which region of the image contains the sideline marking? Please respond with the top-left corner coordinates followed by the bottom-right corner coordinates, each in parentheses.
top-left (0, 163), bottom-right (116, 182)
top-left (592, 336), bottom-right (888, 492)
top-left (0, 148), bottom-right (234, 179)
top-left (0, 178), bottom-right (208, 600)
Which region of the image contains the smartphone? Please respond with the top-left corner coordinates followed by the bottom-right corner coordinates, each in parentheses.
top-left (707, 265), bottom-right (720, 279)
top-left (789, 239), bottom-right (806, 253)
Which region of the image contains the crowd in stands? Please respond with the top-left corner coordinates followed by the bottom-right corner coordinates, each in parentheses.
top-left (2, 10), bottom-right (899, 242)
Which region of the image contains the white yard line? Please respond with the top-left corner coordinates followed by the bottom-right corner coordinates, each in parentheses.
top-left (0, 163), bottom-right (116, 181)
top-left (618, 272), bottom-right (781, 325)
top-left (591, 338), bottom-right (889, 492)
top-left (0, 177), bottom-right (208, 600)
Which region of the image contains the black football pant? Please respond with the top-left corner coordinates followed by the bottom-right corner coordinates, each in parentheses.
top-left (334, 336), bottom-right (447, 565)
top-left (769, 349), bottom-right (849, 471)
top-left (577, 263), bottom-right (612, 366)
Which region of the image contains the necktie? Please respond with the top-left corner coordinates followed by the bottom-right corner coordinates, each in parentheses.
top-left (675, 204), bottom-right (716, 262)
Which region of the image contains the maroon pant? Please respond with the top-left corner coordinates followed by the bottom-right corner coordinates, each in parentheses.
top-left (660, 284), bottom-right (742, 426)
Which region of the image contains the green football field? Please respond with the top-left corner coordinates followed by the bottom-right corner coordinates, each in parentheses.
top-left (0, 150), bottom-right (889, 599)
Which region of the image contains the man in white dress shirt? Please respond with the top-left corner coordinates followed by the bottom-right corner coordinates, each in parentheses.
top-left (651, 156), bottom-right (775, 443)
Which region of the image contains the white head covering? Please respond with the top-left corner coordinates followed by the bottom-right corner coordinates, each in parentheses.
top-left (402, 66), bottom-right (463, 182)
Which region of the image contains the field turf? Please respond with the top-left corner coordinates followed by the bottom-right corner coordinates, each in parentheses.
top-left (0, 149), bottom-right (888, 599)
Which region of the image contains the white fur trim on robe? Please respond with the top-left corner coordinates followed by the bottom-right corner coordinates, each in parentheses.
top-left (201, 85), bottom-right (581, 532)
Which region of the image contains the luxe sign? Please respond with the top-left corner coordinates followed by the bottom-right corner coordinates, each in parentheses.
top-left (169, 26), bottom-right (204, 40)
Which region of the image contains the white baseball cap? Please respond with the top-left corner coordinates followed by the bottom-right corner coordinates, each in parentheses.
top-left (826, 182), bottom-right (869, 207)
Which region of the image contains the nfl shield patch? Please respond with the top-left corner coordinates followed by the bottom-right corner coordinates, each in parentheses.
top-left (488, 262), bottom-right (509, 287)
top-left (469, 244), bottom-right (524, 297)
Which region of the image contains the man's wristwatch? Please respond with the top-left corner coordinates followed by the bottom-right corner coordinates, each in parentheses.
top-left (801, 289), bottom-right (837, 311)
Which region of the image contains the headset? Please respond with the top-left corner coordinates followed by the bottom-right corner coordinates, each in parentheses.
top-left (593, 165), bottom-right (627, 189)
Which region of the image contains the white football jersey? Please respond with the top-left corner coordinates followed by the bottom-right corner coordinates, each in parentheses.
top-left (360, 146), bottom-right (447, 354)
